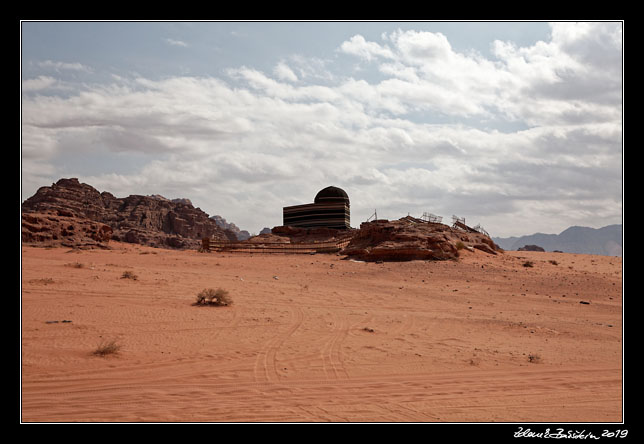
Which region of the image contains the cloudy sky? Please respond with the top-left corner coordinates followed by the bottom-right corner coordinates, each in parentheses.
top-left (21, 21), bottom-right (622, 237)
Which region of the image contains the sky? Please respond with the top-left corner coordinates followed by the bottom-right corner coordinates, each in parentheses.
top-left (20, 21), bottom-right (623, 238)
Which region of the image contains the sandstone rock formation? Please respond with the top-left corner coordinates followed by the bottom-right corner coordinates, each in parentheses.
top-left (239, 226), bottom-right (345, 245)
top-left (22, 178), bottom-right (235, 249)
top-left (341, 217), bottom-right (501, 262)
top-left (235, 216), bottom-right (501, 262)
top-left (21, 211), bottom-right (113, 249)
top-left (518, 244), bottom-right (546, 252)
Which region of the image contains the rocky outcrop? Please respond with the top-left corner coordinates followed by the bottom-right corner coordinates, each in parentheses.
top-left (234, 217), bottom-right (500, 262)
top-left (341, 217), bottom-right (501, 262)
top-left (21, 211), bottom-right (113, 249)
top-left (210, 215), bottom-right (251, 241)
top-left (22, 178), bottom-right (235, 249)
top-left (241, 226), bottom-right (346, 245)
top-left (270, 225), bottom-right (347, 243)
top-left (518, 244), bottom-right (546, 252)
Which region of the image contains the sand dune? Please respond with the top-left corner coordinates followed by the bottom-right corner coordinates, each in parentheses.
top-left (21, 242), bottom-right (622, 422)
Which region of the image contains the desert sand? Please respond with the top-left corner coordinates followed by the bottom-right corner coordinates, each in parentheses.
top-left (21, 242), bottom-right (622, 422)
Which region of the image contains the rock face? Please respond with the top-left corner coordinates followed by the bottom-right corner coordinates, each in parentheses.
top-left (341, 217), bottom-right (501, 262)
top-left (21, 211), bottom-right (113, 249)
top-left (21, 178), bottom-right (235, 249)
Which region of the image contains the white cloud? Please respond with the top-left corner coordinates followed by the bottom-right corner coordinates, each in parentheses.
top-left (37, 60), bottom-right (93, 72)
top-left (273, 62), bottom-right (298, 82)
top-left (339, 34), bottom-right (394, 61)
top-left (337, 24), bottom-right (622, 128)
top-left (385, 29), bottom-right (453, 64)
top-left (22, 76), bottom-right (57, 92)
top-left (165, 38), bottom-right (189, 47)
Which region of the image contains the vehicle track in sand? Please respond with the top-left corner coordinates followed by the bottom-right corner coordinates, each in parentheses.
top-left (253, 305), bottom-right (305, 383)
top-left (22, 365), bottom-right (622, 422)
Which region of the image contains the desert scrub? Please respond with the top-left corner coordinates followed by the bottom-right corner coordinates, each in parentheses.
top-left (455, 241), bottom-right (466, 250)
top-left (29, 278), bottom-right (55, 285)
top-left (522, 261), bottom-right (534, 268)
top-left (121, 270), bottom-right (138, 280)
top-left (93, 339), bottom-right (122, 357)
top-left (194, 288), bottom-right (232, 306)
top-left (528, 353), bottom-right (542, 364)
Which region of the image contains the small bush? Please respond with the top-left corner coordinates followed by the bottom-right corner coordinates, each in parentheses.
top-left (522, 261), bottom-right (534, 268)
top-left (455, 241), bottom-right (466, 250)
top-left (121, 270), bottom-right (138, 280)
top-left (549, 260), bottom-right (559, 265)
top-left (528, 353), bottom-right (542, 364)
top-left (194, 288), bottom-right (232, 306)
top-left (93, 339), bottom-right (121, 357)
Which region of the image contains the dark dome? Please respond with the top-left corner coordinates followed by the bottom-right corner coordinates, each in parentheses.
top-left (314, 186), bottom-right (349, 204)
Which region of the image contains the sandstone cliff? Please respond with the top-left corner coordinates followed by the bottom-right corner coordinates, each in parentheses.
top-left (21, 178), bottom-right (235, 249)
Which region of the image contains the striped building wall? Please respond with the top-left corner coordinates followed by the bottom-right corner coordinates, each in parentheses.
top-left (283, 201), bottom-right (350, 229)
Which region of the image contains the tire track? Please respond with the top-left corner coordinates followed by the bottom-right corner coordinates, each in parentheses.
top-left (320, 314), bottom-right (348, 380)
top-left (22, 366), bottom-right (622, 422)
top-left (321, 311), bottom-right (374, 381)
top-left (253, 305), bottom-right (305, 383)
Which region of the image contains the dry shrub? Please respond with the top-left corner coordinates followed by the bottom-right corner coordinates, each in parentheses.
top-left (93, 339), bottom-right (121, 357)
top-left (194, 288), bottom-right (232, 306)
top-left (30, 278), bottom-right (55, 285)
top-left (522, 261), bottom-right (534, 268)
top-left (528, 353), bottom-right (542, 364)
top-left (121, 270), bottom-right (138, 280)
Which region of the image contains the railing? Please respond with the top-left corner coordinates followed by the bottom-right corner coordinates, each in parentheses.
top-left (452, 215), bottom-right (490, 236)
top-left (472, 224), bottom-right (490, 237)
top-left (421, 212), bottom-right (443, 223)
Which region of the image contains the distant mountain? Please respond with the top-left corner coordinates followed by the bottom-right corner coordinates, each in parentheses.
top-left (493, 224), bottom-right (622, 256)
top-left (210, 215), bottom-right (251, 241)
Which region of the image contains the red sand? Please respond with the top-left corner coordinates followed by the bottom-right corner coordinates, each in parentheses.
top-left (21, 242), bottom-right (623, 422)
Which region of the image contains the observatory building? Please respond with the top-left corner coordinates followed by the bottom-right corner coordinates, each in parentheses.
top-left (282, 186), bottom-right (350, 229)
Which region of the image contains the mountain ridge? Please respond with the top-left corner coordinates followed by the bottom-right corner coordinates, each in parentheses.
top-left (493, 224), bottom-right (622, 256)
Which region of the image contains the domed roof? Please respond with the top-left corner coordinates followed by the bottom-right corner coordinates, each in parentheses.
top-left (314, 186), bottom-right (349, 204)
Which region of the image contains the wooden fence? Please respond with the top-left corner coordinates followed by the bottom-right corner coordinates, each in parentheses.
top-left (202, 234), bottom-right (354, 254)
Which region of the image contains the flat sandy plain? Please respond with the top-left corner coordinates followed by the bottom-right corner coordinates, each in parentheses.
top-left (21, 242), bottom-right (623, 423)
